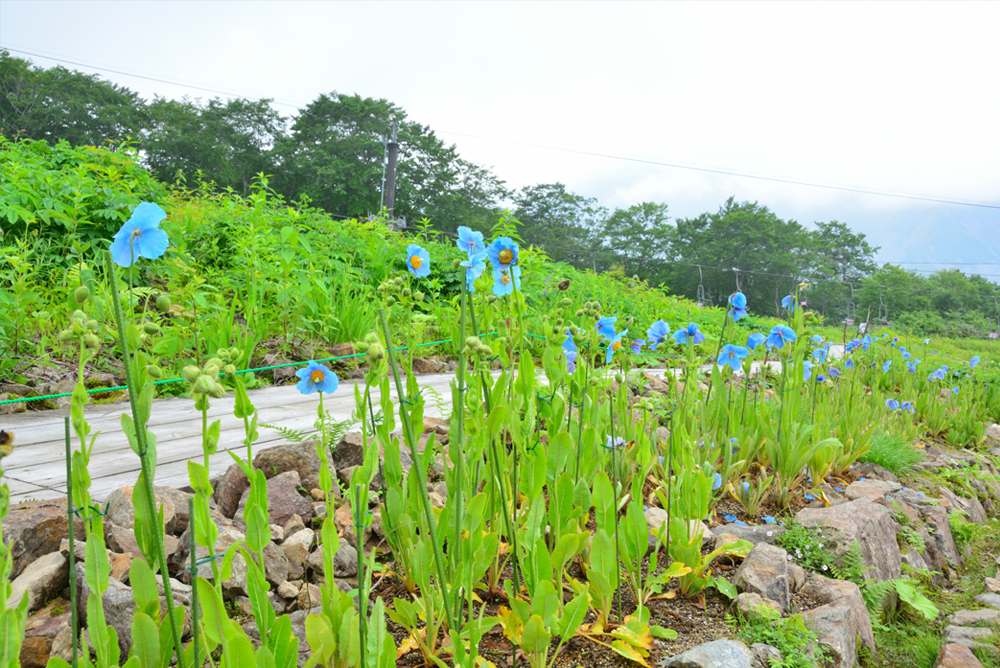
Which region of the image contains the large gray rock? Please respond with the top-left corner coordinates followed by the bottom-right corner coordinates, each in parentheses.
top-left (213, 464), bottom-right (250, 519)
top-left (22, 599), bottom-right (73, 668)
top-left (797, 498), bottom-right (901, 582)
top-left (974, 593), bottom-right (1000, 609)
top-left (844, 479), bottom-right (902, 504)
top-left (922, 507), bottom-right (963, 570)
top-left (3, 499), bottom-right (81, 579)
top-left (952, 609), bottom-right (1000, 626)
top-left (943, 627), bottom-right (997, 656)
top-left (936, 486), bottom-right (989, 526)
top-left (282, 528), bottom-right (314, 581)
top-left (185, 527), bottom-right (248, 599)
top-left (732, 593), bottom-right (780, 623)
top-left (733, 543), bottom-right (790, 611)
top-left (986, 424), bottom-right (1000, 441)
top-left (253, 439), bottom-right (335, 496)
top-left (750, 644), bottom-right (782, 668)
top-left (713, 522), bottom-right (785, 547)
top-left (7, 552), bottom-right (68, 613)
top-left (235, 471), bottom-right (314, 529)
top-left (306, 542), bottom-right (358, 579)
top-left (74, 564), bottom-right (136, 657)
top-left (106, 486), bottom-right (178, 534)
top-left (659, 639), bottom-right (756, 668)
top-left (263, 542), bottom-right (290, 586)
top-left (802, 601), bottom-right (857, 668)
top-left (332, 432), bottom-right (365, 471)
top-left (801, 572), bottom-right (875, 657)
top-left (290, 607), bottom-right (322, 666)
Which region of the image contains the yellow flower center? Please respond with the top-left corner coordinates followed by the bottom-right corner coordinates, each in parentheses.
top-left (310, 370), bottom-right (324, 384)
top-left (612, 341), bottom-right (621, 352)
top-left (410, 255), bottom-right (423, 269)
top-left (501, 274), bottom-right (511, 285)
top-left (499, 249), bottom-right (513, 264)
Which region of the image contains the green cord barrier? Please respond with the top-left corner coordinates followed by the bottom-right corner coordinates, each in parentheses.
top-left (0, 328), bottom-right (716, 407)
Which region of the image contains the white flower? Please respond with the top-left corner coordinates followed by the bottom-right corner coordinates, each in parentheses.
top-left (766, 531), bottom-right (773, 537)
top-left (787, 555), bottom-right (792, 561)
top-left (822, 565), bottom-right (828, 571)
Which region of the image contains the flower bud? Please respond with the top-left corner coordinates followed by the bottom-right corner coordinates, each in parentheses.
top-left (365, 332), bottom-right (380, 344)
top-left (555, 308), bottom-right (563, 317)
top-left (204, 363), bottom-right (220, 378)
top-left (146, 364), bottom-right (163, 379)
top-left (155, 295), bottom-right (172, 312)
top-left (84, 334), bottom-right (100, 349)
top-left (385, 296), bottom-right (396, 306)
top-left (183, 366), bottom-right (201, 383)
top-left (402, 288), bottom-right (411, 297)
top-left (206, 357), bottom-right (223, 370)
top-left (73, 286), bottom-right (91, 304)
top-left (487, 295), bottom-right (497, 303)
top-left (195, 375), bottom-right (216, 394)
top-left (58, 329), bottom-right (75, 342)
top-left (71, 320), bottom-right (85, 335)
top-left (615, 374), bottom-right (623, 384)
top-left (452, 259), bottom-right (462, 270)
top-left (85, 319), bottom-right (99, 332)
top-left (561, 298), bottom-right (572, 307)
top-left (368, 342), bottom-right (385, 360)
top-left (576, 309), bottom-right (584, 318)
top-left (555, 318), bottom-right (564, 327)
top-left (230, 348), bottom-right (242, 360)
top-left (72, 309), bottom-right (87, 323)
top-left (465, 336), bottom-right (481, 348)
top-left (224, 364), bottom-right (237, 376)
top-left (142, 322), bottom-right (160, 335)
top-left (394, 277), bottom-right (404, 286)
top-left (355, 341), bottom-right (370, 353)
top-left (208, 383), bottom-right (226, 399)
top-left (569, 325), bottom-right (579, 335)
top-left (414, 291), bottom-right (425, 302)
top-left (593, 301), bottom-right (602, 312)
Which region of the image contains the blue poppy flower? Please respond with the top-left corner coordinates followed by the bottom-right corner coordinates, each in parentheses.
top-left (747, 332), bottom-right (766, 352)
top-left (605, 435), bottom-right (627, 449)
top-left (845, 339), bottom-right (860, 353)
top-left (295, 361), bottom-right (339, 395)
top-left (781, 295), bottom-right (796, 312)
top-left (885, 398), bottom-right (900, 410)
top-left (882, 360), bottom-right (892, 373)
top-left (803, 361), bottom-right (815, 380)
top-left (763, 516), bottom-right (776, 524)
top-left (110, 202), bottom-right (170, 267)
top-left (971, 355), bottom-right (980, 369)
top-left (487, 236), bottom-right (519, 271)
top-left (901, 401), bottom-right (914, 413)
top-left (563, 329), bottom-right (577, 353)
top-left (828, 367), bottom-right (840, 378)
top-left (596, 316), bottom-right (617, 340)
top-left (565, 350), bottom-right (577, 373)
top-left (456, 226), bottom-right (486, 255)
top-left (460, 251), bottom-right (487, 291)
top-left (816, 374), bottom-right (826, 382)
top-left (723, 513), bottom-right (737, 522)
top-left (406, 244), bottom-right (431, 278)
top-left (728, 292), bottom-right (748, 321)
top-left (942, 365), bottom-right (950, 374)
top-left (766, 324), bottom-right (797, 349)
top-left (492, 265), bottom-right (521, 297)
top-left (712, 473), bottom-right (722, 490)
top-left (929, 368), bottom-right (945, 381)
top-left (606, 329), bottom-right (629, 364)
top-left (923, 338), bottom-right (930, 344)
top-left (846, 358), bottom-right (855, 369)
top-left (813, 348), bottom-right (828, 363)
top-left (901, 351), bottom-right (911, 360)
top-left (717, 344), bottom-right (749, 372)
top-left (631, 339), bottom-right (646, 355)
top-left (646, 320), bottom-right (671, 350)
top-left (673, 322), bottom-right (706, 345)
top-left (861, 335), bottom-right (872, 351)
top-left (951, 387), bottom-right (959, 395)
top-left (893, 337), bottom-right (899, 342)
top-left (811, 335), bottom-right (823, 346)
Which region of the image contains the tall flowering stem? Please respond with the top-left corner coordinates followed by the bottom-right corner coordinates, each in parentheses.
top-left (378, 307), bottom-right (457, 634)
top-left (452, 276), bottom-right (469, 624)
top-left (104, 250), bottom-right (184, 668)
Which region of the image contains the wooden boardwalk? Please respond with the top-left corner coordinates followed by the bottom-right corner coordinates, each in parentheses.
top-left (1, 345), bottom-right (842, 504)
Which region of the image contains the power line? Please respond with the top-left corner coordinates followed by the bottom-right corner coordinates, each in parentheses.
top-left (6, 44), bottom-right (1000, 213)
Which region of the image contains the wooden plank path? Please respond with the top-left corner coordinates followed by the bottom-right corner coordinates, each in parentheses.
top-left (1, 345), bottom-right (843, 504)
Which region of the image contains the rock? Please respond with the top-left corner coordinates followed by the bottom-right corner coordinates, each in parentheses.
top-left (277, 581), bottom-right (300, 599)
top-left (270, 524), bottom-right (285, 543)
top-left (334, 503), bottom-right (365, 547)
top-left (851, 462), bottom-right (900, 483)
top-left (106, 486), bottom-right (178, 534)
top-left (423, 417), bottom-right (450, 435)
top-left (105, 523), bottom-right (180, 560)
top-left (733, 543), bottom-right (789, 611)
top-left (332, 432), bottom-right (365, 471)
top-left (310, 488), bottom-right (325, 501)
top-left (952, 609), bottom-right (1000, 626)
top-left (252, 439), bottom-right (335, 495)
top-left (297, 584), bottom-right (322, 612)
top-left (934, 642), bottom-right (986, 667)
top-left (797, 498), bottom-right (901, 583)
top-left (985, 577), bottom-right (1000, 594)
top-left (19, 638), bottom-right (52, 668)
top-left (659, 638), bottom-right (756, 668)
top-left (974, 593), bottom-right (1000, 609)
top-left (923, 507), bottom-right (963, 570)
top-left (213, 464), bottom-right (250, 519)
top-left (412, 357), bottom-right (443, 374)
top-left (289, 607), bottom-right (321, 665)
top-left (154, 486), bottom-right (192, 533)
top-left (844, 479), bottom-right (902, 504)
top-left (283, 514), bottom-right (306, 540)
top-left (802, 601), bottom-right (857, 668)
top-left (936, 486), bottom-right (989, 526)
top-left (282, 528), bottom-right (314, 580)
top-left (0, 392), bottom-right (27, 414)
top-left (263, 542), bottom-right (290, 586)
top-left (22, 598), bottom-right (72, 667)
top-left (110, 553), bottom-right (134, 582)
top-left (787, 562), bottom-right (807, 593)
top-left (801, 572), bottom-right (876, 656)
top-left (74, 564), bottom-right (136, 656)
top-left (7, 552), bottom-right (68, 613)
top-left (232, 596), bottom-right (255, 617)
top-left (185, 527), bottom-right (248, 598)
top-left (943, 627), bottom-right (997, 655)
top-left (236, 470), bottom-right (314, 529)
top-left (713, 522), bottom-right (785, 547)
top-left (334, 543), bottom-right (358, 577)
top-left (732, 593), bottom-right (780, 623)
top-left (750, 644), bottom-right (782, 668)
top-left (3, 499), bottom-right (80, 579)
top-left (985, 424), bottom-right (1000, 441)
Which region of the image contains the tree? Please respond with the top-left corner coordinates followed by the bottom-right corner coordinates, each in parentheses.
top-left (800, 220), bottom-right (879, 319)
top-left (512, 183), bottom-right (605, 267)
top-left (595, 202), bottom-right (673, 283)
top-left (1, 51), bottom-right (146, 147)
top-left (143, 96), bottom-right (285, 194)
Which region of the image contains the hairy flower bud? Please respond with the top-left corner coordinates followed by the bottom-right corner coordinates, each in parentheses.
top-left (575, 309), bottom-right (584, 318)
top-left (368, 342), bottom-right (385, 360)
top-left (73, 286), bottom-right (91, 304)
top-left (402, 288), bottom-right (411, 297)
top-left (208, 382), bottom-right (226, 399)
top-left (385, 296), bottom-right (396, 306)
top-left (72, 309), bottom-right (87, 323)
top-left (569, 325), bottom-right (579, 335)
top-left (365, 332), bottom-right (380, 344)
top-left (394, 277), bottom-right (404, 286)
top-left (413, 291), bottom-right (425, 302)
top-left (71, 320), bottom-right (85, 336)
top-left (614, 374), bottom-right (623, 384)
top-left (183, 366), bottom-right (201, 383)
top-left (58, 329), bottom-right (75, 342)
top-left (452, 258), bottom-right (462, 270)
top-left (230, 348), bottom-right (242, 360)
top-left (224, 364), bottom-right (237, 376)
top-left (465, 336), bottom-right (482, 349)
top-left (155, 295), bottom-right (172, 312)
top-left (561, 298), bottom-right (572, 307)
top-left (195, 375), bottom-right (216, 394)
top-left (85, 319), bottom-right (99, 332)
top-left (142, 322), bottom-right (160, 335)
top-left (84, 334), bottom-right (100, 349)
top-left (487, 295), bottom-right (498, 303)
top-left (146, 364), bottom-right (163, 379)
top-left (206, 357), bottom-right (223, 370)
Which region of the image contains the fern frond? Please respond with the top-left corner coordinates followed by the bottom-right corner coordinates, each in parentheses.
top-left (260, 424), bottom-right (308, 443)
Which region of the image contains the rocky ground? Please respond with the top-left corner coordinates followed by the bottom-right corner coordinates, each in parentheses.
top-left (7, 392), bottom-right (1000, 667)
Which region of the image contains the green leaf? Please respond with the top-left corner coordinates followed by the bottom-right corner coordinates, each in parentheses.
top-left (246, 505), bottom-right (271, 553)
top-left (129, 611), bottom-right (160, 667)
top-left (129, 558), bottom-right (160, 619)
top-left (520, 614), bottom-right (551, 657)
top-left (711, 576), bottom-right (737, 600)
top-left (85, 535), bottom-right (110, 594)
top-left (196, 577), bottom-right (229, 647)
top-left (556, 591), bottom-right (591, 638)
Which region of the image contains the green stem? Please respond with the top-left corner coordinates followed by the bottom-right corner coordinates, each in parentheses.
top-left (453, 280), bottom-right (468, 625)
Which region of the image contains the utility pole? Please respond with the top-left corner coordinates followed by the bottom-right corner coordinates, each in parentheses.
top-left (384, 120), bottom-right (399, 222)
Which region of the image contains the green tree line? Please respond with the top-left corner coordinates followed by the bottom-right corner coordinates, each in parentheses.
top-left (3, 51), bottom-right (998, 336)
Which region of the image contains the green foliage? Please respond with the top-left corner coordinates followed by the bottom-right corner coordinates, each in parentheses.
top-left (860, 432), bottom-right (925, 475)
top-left (729, 605), bottom-right (829, 668)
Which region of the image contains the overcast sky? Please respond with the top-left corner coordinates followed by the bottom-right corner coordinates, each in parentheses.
top-left (3, 1), bottom-right (999, 272)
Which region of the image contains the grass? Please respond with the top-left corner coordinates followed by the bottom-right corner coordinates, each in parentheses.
top-left (859, 431), bottom-right (925, 475)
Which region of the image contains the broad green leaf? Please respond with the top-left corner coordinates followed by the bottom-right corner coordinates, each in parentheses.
top-left (129, 611), bottom-right (160, 667)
